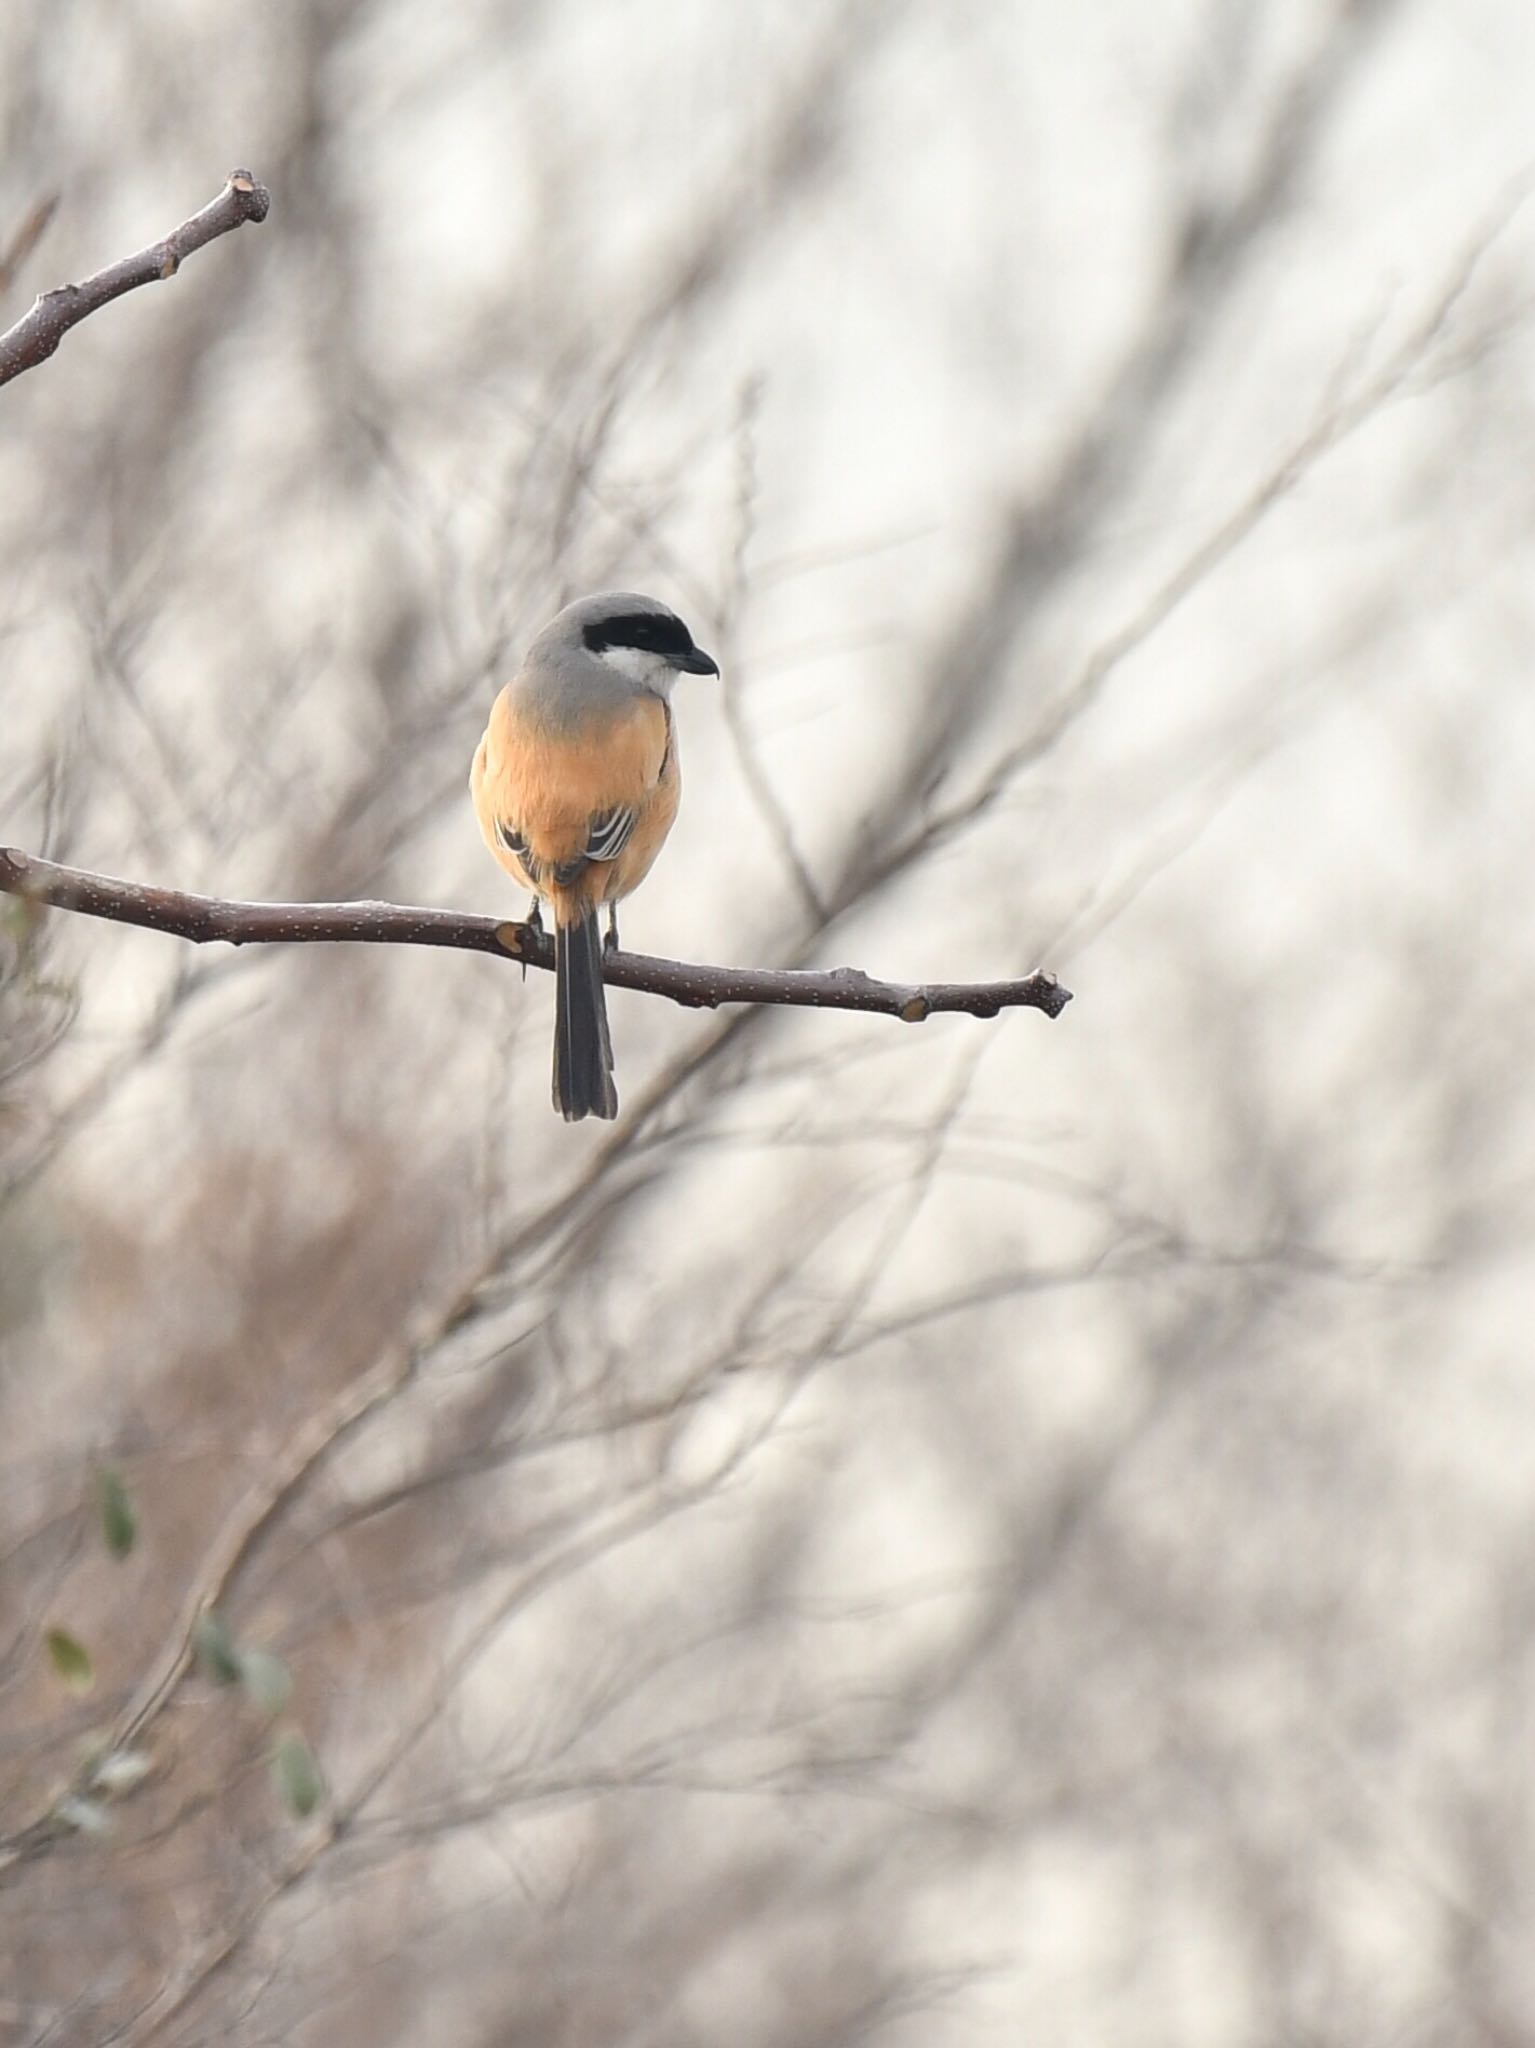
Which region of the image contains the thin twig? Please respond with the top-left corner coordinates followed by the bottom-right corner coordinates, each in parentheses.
top-left (855, 164), bottom-right (1534, 904)
top-left (0, 171), bottom-right (270, 387)
top-left (717, 375), bottom-right (829, 922)
top-left (0, 193), bottom-right (59, 300)
top-left (0, 849), bottom-right (1072, 1022)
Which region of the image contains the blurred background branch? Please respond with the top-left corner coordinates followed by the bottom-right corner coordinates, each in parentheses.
top-left (0, 194), bottom-right (58, 300)
top-left (2, 6), bottom-right (1534, 2046)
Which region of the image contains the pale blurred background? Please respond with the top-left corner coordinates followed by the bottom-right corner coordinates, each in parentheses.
top-left (3, 2), bottom-right (1535, 2042)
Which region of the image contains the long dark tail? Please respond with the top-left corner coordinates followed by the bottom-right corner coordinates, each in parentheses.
top-left (553, 909), bottom-right (617, 1121)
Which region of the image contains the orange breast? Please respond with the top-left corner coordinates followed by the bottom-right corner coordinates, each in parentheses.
top-left (470, 687), bottom-right (680, 918)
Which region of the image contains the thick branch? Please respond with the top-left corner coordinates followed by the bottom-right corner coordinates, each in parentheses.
top-left (0, 170), bottom-right (270, 387)
top-left (0, 849), bottom-right (1070, 1022)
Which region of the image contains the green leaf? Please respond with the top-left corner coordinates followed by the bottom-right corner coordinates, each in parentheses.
top-left (97, 1468), bottom-right (137, 1561)
top-left (192, 1611), bottom-right (243, 1686)
top-left (45, 1627), bottom-right (95, 1694)
top-left (271, 1732), bottom-right (323, 1819)
top-left (237, 1648), bottom-right (292, 1716)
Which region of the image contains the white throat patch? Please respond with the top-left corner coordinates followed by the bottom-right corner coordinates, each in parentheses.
top-left (596, 644), bottom-right (678, 695)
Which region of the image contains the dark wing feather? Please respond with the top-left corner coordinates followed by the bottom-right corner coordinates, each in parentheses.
top-left (495, 815), bottom-right (543, 884)
top-left (496, 804), bottom-right (640, 889)
top-left (583, 806), bottom-right (639, 863)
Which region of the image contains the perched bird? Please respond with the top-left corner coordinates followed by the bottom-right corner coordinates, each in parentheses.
top-left (470, 591), bottom-right (718, 1121)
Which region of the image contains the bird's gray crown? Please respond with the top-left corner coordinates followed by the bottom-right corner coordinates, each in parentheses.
top-left (522, 590), bottom-right (719, 703)
top-left (531, 591), bottom-right (688, 662)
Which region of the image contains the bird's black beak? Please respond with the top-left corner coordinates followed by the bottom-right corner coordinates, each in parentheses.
top-left (674, 646), bottom-right (719, 675)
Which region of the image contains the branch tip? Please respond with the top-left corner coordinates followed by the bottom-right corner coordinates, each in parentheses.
top-left (0, 168), bottom-right (271, 388)
top-left (227, 171), bottom-right (272, 223)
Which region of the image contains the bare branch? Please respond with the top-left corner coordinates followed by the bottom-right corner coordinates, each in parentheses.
top-left (0, 848), bottom-right (1073, 1022)
top-left (850, 167), bottom-right (1535, 907)
top-left (0, 170), bottom-right (270, 387)
top-left (716, 376), bottom-right (829, 923)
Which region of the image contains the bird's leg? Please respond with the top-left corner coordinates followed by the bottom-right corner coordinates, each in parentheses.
top-left (519, 898), bottom-right (545, 983)
top-left (604, 901), bottom-right (620, 955)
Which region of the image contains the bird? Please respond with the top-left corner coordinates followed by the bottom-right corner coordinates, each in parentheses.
top-left (470, 591), bottom-right (719, 1122)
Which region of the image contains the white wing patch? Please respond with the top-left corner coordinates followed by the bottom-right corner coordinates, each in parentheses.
top-left (584, 806), bottom-right (638, 864)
